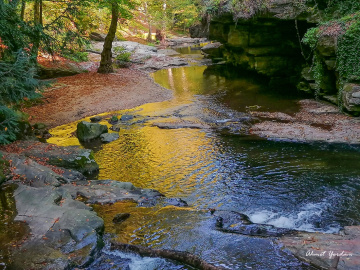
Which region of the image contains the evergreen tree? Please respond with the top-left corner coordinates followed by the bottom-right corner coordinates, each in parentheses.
top-left (0, 1), bottom-right (48, 144)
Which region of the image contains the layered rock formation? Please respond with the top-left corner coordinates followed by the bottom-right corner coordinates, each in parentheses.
top-left (205, 0), bottom-right (360, 114)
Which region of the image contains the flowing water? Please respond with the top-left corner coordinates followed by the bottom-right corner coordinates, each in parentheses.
top-left (47, 58), bottom-right (360, 269)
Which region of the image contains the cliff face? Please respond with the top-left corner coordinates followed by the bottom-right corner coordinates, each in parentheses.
top-left (207, 0), bottom-right (315, 89)
top-left (205, 0), bottom-right (360, 114)
top-left (209, 16), bottom-right (312, 88)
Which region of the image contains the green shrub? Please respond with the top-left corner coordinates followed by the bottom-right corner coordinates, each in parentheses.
top-left (114, 46), bottom-right (131, 62)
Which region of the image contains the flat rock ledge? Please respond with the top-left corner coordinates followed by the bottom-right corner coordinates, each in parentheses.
top-left (0, 142), bottom-right (164, 269)
top-left (250, 99), bottom-right (360, 144)
top-left (279, 227), bottom-right (360, 270)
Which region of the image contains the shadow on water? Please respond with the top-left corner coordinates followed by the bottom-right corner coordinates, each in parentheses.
top-left (48, 64), bottom-right (360, 269)
top-left (0, 184), bottom-right (29, 269)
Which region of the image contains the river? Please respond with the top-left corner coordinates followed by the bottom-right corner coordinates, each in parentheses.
top-left (46, 49), bottom-right (360, 269)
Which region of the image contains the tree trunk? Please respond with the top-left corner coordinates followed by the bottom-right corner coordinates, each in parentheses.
top-left (145, 2), bottom-right (152, 42)
top-left (111, 242), bottom-right (228, 270)
top-left (32, 0), bottom-right (41, 62)
top-left (161, 0), bottom-right (166, 45)
top-left (39, 0), bottom-right (43, 26)
top-left (98, 2), bottom-right (119, 74)
top-left (147, 22), bottom-right (152, 42)
top-left (34, 0), bottom-right (40, 24)
top-left (20, 0), bottom-right (26, 21)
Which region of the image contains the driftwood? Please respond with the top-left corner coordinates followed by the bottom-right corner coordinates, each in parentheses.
top-left (110, 242), bottom-right (228, 270)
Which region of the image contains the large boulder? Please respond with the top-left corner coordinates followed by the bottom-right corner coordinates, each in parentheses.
top-left (38, 62), bottom-right (88, 79)
top-left (214, 210), bottom-right (296, 237)
top-left (76, 121), bottom-right (108, 142)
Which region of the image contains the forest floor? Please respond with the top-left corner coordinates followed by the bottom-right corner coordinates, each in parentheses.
top-left (23, 68), bottom-right (172, 128)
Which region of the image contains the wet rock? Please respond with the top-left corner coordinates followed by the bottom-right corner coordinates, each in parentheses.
top-left (152, 120), bottom-right (210, 129)
top-left (280, 226), bottom-right (360, 270)
top-left (90, 116), bottom-right (102, 123)
top-left (137, 197), bottom-right (187, 208)
top-left (108, 115), bottom-right (119, 124)
top-left (164, 198), bottom-right (188, 207)
top-left (113, 213), bottom-right (130, 224)
top-left (100, 133), bottom-right (119, 143)
top-left (110, 124), bottom-right (121, 132)
top-left (8, 141), bottom-right (99, 175)
top-left (214, 210), bottom-right (296, 237)
top-left (120, 114), bottom-right (134, 121)
top-left (77, 121), bottom-right (108, 142)
top-left (62, 180), bottom-right (164, 205)
top-left (11, 184), bottom-right (104, 269)
top-left (86, 253), bottom-right (131, 270)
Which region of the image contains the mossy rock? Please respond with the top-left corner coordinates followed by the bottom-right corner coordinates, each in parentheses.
top-left (76, 121), bottom-right (108, 142)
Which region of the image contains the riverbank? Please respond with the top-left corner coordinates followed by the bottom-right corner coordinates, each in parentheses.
top-left (3, 39), bottom-right (360, 269)
top-left (23, 69), bottom-right (173, 128)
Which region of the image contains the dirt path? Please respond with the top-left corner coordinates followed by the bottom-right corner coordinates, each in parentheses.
top-left (23, 69), bottom-right (172, 128)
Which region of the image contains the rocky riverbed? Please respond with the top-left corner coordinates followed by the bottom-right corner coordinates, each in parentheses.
top-left (3, 38), bottom-right (360, 269)
top-left (0, 141), bottom-right (175, 269)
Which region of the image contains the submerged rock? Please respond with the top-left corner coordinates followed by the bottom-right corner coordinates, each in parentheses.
top-left (138, 197), bottom-right (188, 208)
top-left (77, 121), bottom-right (108, 142)
top-left (62, 180), bottom-right (164, 205)
top-left (120, 114), bottom-right (134, 121)
top-left (113, 213), bottom-right (131, 224)
top-left (100, 133), bottom-right (119, 143)
top-left (152, 120), bottom-right (210, 129)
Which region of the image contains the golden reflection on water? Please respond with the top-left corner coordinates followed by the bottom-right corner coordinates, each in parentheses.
top-left (92, 201), bottom-right (203, 247)
top-left (95, 126), bottom-right (216, 197)
top-left (48, 65), bottom-right (219, 198)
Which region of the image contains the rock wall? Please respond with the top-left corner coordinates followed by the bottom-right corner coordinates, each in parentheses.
top-left (299, 35), bottom-right (360, 115)
top-left (206, 1), bottom-right (360, 114)
top-left (207, 13), bottom-right (313, 89)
